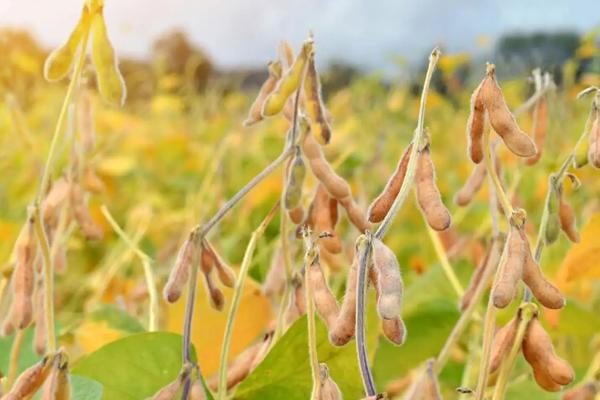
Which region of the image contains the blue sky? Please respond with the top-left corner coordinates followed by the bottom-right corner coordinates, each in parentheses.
top-left (1, 0), bottom-right (598, 70)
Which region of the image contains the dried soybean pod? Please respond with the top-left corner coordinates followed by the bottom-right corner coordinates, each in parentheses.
top-left (307, 253), bottom-right (339, 329)
top-left (11, 218), bottom-right (37, 329)
top-left (329, 247), bottom-right (359, 346)
top-left (522, 230), bottom-right (565, 309)
top-left (368, 143), bottom-right (412, 222)
top-left (243, 61), bottom-right (282, 127)
top-left (147, 364), bottom-right (192, 400)
top-left (54, 360), bottom-right (71, 400)
top-left (310, 185), bottom-right (342, 254)
top-left (4, 354), bottom-right (55, 400)
top-left (208, 340), bottom-right (263, 391)
top-left (563, 382), bottom-right (599, 400)
top-left (43, 8), bottom-right (88, 82)
top-left (189, 378), bottom-right (206, 400)
top-left (41, 354), bottom-right (62, 400)
top-left (424, 359), bottom-right (442, 400)
top-left (286, 273), bottom-right (306, 324)
top-left (202, 240), bottom-right (236, 288)
top-left (489, 316), bottom-right (519, 374)
top-left (288, 205), bottom-right (305, 224)
top-left (454, 161), bottom-right (487, 207)
top-left (304, 52), bottom-right (332, 145)
top-left (33, 280), bottom-right (46, 355)
top-left (481, 65), bottom-right (537, 157)
top-left (284, 148), bottom-right (306, 210)
top-left (319, 363), bottom-right (342, 400)
top-left (526, 97), bottom-right (548, 165)
top-left (544, 182), bottom-right (561, 245)
top-left (42, 177), bottom-right (71, 225)
top-left (382, 317), bottom-right (406, 345)
top-left (71, 184), bottom-right (103, 240)
top-left (415, 146), bottom-right (451, 231)
top-left (163, 231), bottom-right (198, 303)
top-left (588, 113), bottom-right (600, 168)
top-left (78, 89), bottom-right (96, 152)
top-left (467, 76), bottom-right (487, 163)
top-left (302, 133), bottom-right (350, 200)
top-left (248, 331), bottom-right (274, 371)
top-left (559, 194), bottom-right (579, 242)
top-left (523, 317), bottom-right (574, 387)
top-left (262, 246), bottom-right (285, 297)
top-left (202, 270), bottom-right (225, 311)
top-left (262, 40), bottom-right (313, 117)
top-left (371, 239), bottom-right (403, 320)
top-left (532, 367), bottom-right (562, 392)
top-left (90, 13), bottom-right (127, 106)
top-left (492, 222), bottom-right (526, 309)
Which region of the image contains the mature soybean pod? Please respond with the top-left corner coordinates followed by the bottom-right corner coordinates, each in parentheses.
top-left (544, 183), bottom-right (561, 245)
top-left (329, 249), bottom-right (358, 346)
top-left (481, 67), bottom-right (537, 158)
top-left (309, 185), bottom-right (342, 254)
top-left (522, 229), bottom-right (565, 310)
top-left (415, 146), bottom-right (452, 231)
top-left (368, 143), bottom-right (412, 222)
top-left (33, 280), bottom-right (46, 355)
top-left (12, 219), bottom-right (37, 329)
top-left (318, 363), bottom-right (342, 400)
top-left (522, 317), bottom-right (574, 388)
top-left (467, 76), bottom-right (487, 163)
top-left (262, 246), bottom-right (285, 298)
top-left (147, 366), bottom-right (191, 400)
top-left (489, 316), bottom-right (518, 373)
top-left (371, 239), bottom-right (403, 320)
top-left (90, 13), bottom-right (127, 106)
top-left (70, 184), bottom-right (103, 240)
top-left (243, 61), bottom-right (282, 127)
top-left (202, 270), bottom-right (224, 311)
top-left (3, 355), bottom-right (55, 400)
top-left (491, 224), bottom-right (526, 308)
top-left (308, 256), bottom-right (339, 329)
top-left (44, 8), bottom-right (88, 81)
top-left (454, 161), bottom-right (487, 207)
top-left (562, 383), bottom-right (598, 400)
top-left (202, 240), bottom-right (236, 288)
top-left (526, 97), bottom-right (548, 165)
top-left (262, 40), bottom-right (314, 117)
top-left (304, 53), bottom-right (332, 145)
top-left (42, 177), bottom-right (70, 225)
top-left (163, 231), bottom-right (197, 303)
top-left (284, 148), bottom-right (306, 210)
top-left (559, 194), bottom-right (579, 242)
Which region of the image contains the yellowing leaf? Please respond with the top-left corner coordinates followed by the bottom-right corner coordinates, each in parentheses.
top-left (75, 319), bottom-right (127, 354)
top-left (97, 155), bottom-right (135, 176)
top-left (165, 277), bottom-right (272, 376)
top-left (557, 213), bottom-right (600, 282)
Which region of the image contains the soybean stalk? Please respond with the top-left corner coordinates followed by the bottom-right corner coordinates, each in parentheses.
top-left (217, 202), bottom-right (280, 400)
top-left (100, 205), bottom-right (159, 332)
top-left (302, 230), bottom-right (321, 400)
top-left (6, 330), bottom-right (25, 388)
top-left (353, 47), bottom-right (441, 397)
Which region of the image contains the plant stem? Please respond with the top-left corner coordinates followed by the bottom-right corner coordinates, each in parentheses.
top-left (434, 236), bottom-right (504, 374)
top-left (492, 304), bottom-right (537, 400)
top-left (181, 262), bottom-right (200, 400)
top-left (33, 28), bottom-right (90, 354)
top-left (302, 232), bottom-right (321, 400)
top-left (217, 202), bottom-right (279, 400)
top-left (483, 129), bottom-right (513, 217)
top-left (426, 225), bottom-right (464, 298)
top-left (100, 205), bottom-right (158, 331)
top-left (6, 329), bottom-right (25, 388)
top-left (355, 232), bottom-right (375, 395)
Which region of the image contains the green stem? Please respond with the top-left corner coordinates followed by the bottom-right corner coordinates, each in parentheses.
top-left (426, 224), bottom-right (464, 298)
top-left (302, 231), bottom-right (321, 400)
top-left (217, 203), bottom-right (279, 400)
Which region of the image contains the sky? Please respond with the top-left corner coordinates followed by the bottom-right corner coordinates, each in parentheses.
top-left (1, 0), bottom-right (598, 71)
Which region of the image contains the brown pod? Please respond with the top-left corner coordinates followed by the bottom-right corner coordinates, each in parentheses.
top-left (492, 223), bottom-right (526, 308)
top-left (70, 184), bottom-right (104, 241)
top-left (368, 143), bottom-right (412, 223)
top-left (148, 365), bottom-right (192, 400)
top-left (559, 194), bottom-right (579, 242)
top-left (3, 355), bottom-right (55, 400)
top-left (415, 146), bottom-right (451, 231)
top-left (318, 364), bottom-right (342, 400)
top-left (382, 317), bottom-right (406, 345)
top-left (209, 341), bottom-right (263, 391)
top-left (55, 361), bottom-right (71, 400)
top-left (163, 231), bottom-right (198, 303)
top-left (588, 114), bottom-right (600, 168)
top-left (42, 177), bottom-right (70, 225)
top-left (243, 61), bottom-right (282, 127)
top-left (34, 280), bottom-right (47, 355)
top-left (329, 251), bottom-right (358, 346)
top-left (454, 162), bottom-right (486, 207)
top-left (562, 382), bottom-right (599, 400)
top-left (309, 185), bottom-right (342, 254)
top-left (467, 77), bottom-right (486, 164)
top-left (189, 379), bottom-right (206, 400)
top-left (262, 246), bottom-right (286, 298)
top-left (481, 66), bottom-right (537, 158)
top-left (521, 230), bottom-right (565, 309)
top-left (308, 255), bottom-right (339, 329)
top-left (288, 205), bottom-right (305, 224)
top-left (489, 317), bottom-right (518, 374)
top-left (522, 317), bottom-right (574, 387)
top-left (532, 367), bottom-right (562, 392)
top-left (304, 53), bottom-right (332, 145)
top-left (11, 219), bottom-right (37, 329)
top-left (526, 97), bottom-right (548, 165)
top-left (202, 270), bottom-right (224, 311)
top-left (202, 240), bottom-right (236, 288)
top-left (286, 273), bottom-right (306, 324)
top-left (371, 239), bottom-right (403, 320)
top-left (41, 355), bottom-right (63, 400)
top-left (248, 331), bottom-right (274, 371)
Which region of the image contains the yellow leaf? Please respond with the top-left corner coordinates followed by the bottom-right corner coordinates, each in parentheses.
top-left (165, 277), bottom-right (273, 376)
top-left (557, 213), bottom-right (600, 282)
top-left (75, 319), bottom-right (126, 354)
top-left (97, 155), bottom-right (135, 176)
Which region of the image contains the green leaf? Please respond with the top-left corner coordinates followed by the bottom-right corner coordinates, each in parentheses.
top-left (71, 375), bottom-right (104, 400)
top-left (372, 299), bottom-right (460, 387)
top-left (505, 378), bottom-right (560, 400)
top-left (72, 332), bottom-right (194, 400)
top-left (0, 327), bottom-right (42, 376)
top-left (234, 293), bottom-right (380, 400)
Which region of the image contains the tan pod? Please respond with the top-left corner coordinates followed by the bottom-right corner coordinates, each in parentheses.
top-left (415, 147), bottom-right (451, 231)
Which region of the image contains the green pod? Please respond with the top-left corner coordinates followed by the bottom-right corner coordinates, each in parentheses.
top-left (90, 13), bottom-right (127, 106)
top-left (284, 150), bottom-right (306, 209)
top-left (544, 181), bottom-right (561, 245)
top-left (262, 40), bottom-right (314, 117)
top-left (573, 137), bottom-right (589, 168)
top-left (43, 9), bottom-right (89, 82)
